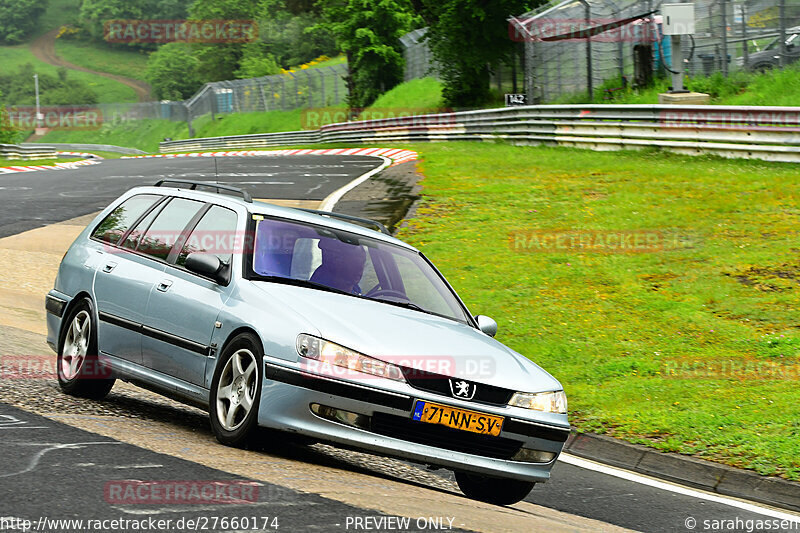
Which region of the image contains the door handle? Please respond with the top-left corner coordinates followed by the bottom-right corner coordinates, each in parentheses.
top-left (102, 262), bottom-right (117, 273)
top-left (156, 280), bottom-right (173, 292)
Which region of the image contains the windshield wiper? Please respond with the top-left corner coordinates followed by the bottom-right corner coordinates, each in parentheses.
top-left (370, 297), bottom-right (429, 314)
top-left (253, 276), bottom-right (353, 297)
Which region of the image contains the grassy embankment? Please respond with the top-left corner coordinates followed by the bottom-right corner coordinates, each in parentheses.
top-left (0, 46), bottom-right (137, 103)
top-left (36, 78), bottom-right (443, 151)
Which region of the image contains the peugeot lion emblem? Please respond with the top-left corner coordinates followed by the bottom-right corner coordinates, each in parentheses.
top-left (449, 379), bottom-right (477, 400)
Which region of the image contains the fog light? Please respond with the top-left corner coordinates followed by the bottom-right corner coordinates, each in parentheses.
top-left (511, 448), bottom-right (557, 463)
top-left (310, 403), bottom-right (370, 430)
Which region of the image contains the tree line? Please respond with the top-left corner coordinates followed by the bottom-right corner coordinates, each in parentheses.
top-left (1, 0), bottom-right (539, 108)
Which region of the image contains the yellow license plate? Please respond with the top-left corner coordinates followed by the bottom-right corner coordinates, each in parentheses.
top-left (412, 400), bottom-right (503, 436)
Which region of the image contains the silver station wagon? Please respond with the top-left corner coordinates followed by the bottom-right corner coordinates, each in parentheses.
top-left (46, 180), bottom-right (569, 505)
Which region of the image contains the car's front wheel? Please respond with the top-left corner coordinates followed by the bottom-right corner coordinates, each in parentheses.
top-left (454, 471), bottom-right (534, 505)
top-left (209, 333), bottom-right (263, 447)
top-left (57, 299), bottom-right (115, 399)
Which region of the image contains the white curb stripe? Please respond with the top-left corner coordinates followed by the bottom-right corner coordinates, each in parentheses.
top-left (119, 148), bottom-right (418, 167)
top-left (560, 453), bottom-right (800, 522)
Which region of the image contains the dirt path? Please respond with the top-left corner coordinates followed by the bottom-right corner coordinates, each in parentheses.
top-left (30, 28), bottom-right (152, 102)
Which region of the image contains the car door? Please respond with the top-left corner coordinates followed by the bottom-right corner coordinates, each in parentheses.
top-left (141, 204), bottom-right (239, 387)
top-left (92, 193), bottom-right (166, 364)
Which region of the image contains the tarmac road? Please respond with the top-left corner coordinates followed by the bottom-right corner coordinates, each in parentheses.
top-left (1, 155), bottom-right (798, 532)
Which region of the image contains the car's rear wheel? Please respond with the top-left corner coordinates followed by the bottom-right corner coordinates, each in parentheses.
top-left (210, 333), bottom-right (263, 447)
top-left (57, 299), bottom-right (115, 399)
top-left (454, 471), bottom-right (534, 505)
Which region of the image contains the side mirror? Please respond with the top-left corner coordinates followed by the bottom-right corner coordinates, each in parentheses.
top-left (475, 315), bottom-right (498, 337)
top-left (185, 253), bottom-right (226, 284)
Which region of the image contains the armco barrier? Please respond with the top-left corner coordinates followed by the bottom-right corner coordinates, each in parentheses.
top-left (159, 104), bottom-right (800, 163)
top-left (24, 143), bottom-right (147, 155)
top-left (0, 143), bottom-right (57, 160)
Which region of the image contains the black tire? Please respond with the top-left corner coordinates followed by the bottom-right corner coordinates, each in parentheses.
top-left (209, 333), bottom-right (263, 447)
top-left (454, 471), bottom-right (534, 506)
top-left (57, 299), bottom-right (115, 399)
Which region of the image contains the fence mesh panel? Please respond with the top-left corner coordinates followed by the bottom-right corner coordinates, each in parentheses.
top-left (513, 0), bottom-right (800, 103)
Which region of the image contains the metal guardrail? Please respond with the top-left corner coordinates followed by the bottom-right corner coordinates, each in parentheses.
top-left (160, 104), bottom-right (800, 163)
top-left (22, 143), bottom-right (147, 155)
top-left (0, 143), bottom-right (57, 160)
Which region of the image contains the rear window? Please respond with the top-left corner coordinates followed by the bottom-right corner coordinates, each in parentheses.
top-left (91, 194), bottom-right (161, 245)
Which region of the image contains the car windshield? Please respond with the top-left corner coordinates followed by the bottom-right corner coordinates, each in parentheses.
top-left (250, 217), bottom-right (471, 324)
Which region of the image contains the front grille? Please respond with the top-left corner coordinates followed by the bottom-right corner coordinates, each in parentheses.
top-left (400, 367), bottom-right (515, 406)
top-left (370, 412), bottom-right (523, 460)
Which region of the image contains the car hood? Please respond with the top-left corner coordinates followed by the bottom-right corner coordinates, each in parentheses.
top-left (252, 281), bottom-right (562, 393)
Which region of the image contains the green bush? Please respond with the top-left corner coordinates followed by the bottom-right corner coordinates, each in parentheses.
top-left (145, 43), bottom-right (202, 101)
top-left (0, 65), bottom-right (98, 105)
top-left (0, 0), bottom-right (48, 44)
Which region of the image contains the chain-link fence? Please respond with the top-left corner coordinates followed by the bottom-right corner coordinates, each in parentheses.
top-left (401, 28), bottom-right (526, 95)
top-left (400, 28), bottom-right (440, 81)
top-left (512, 0), bottom-right (800, 103)
top-left (184, 64), bottom-right (349, 124)
top-left (11, 64), bottom-right (350, 133)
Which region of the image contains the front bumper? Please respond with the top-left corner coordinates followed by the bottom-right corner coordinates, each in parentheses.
top-left (259, 359), bottom-right (569, 483)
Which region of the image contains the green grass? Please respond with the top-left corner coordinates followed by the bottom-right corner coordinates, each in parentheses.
top-left (36, 108), bottom-right (341, 150)
top-left (0, 157), bottom-right (81, 166)
top-left (193, 108), bottom-right (313, 137)
top-left (37, 110), bottom-right (317, 153)
top-left (54, 39), bottom-right (150, 82)
top-left (392, 142), bottom-right (800, 481)
top-left (31, 77), bottom-right (445, 148)
top-left (39, 118), bottom-right (190, 152)
top-left (0, 45), bottom-right (137, 103)
top-left (364, 78), bottom-right (444, 111)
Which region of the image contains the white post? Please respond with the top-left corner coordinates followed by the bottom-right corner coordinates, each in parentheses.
top-left (671, 34), bottom-right (684, 91)
top-left (34, 73), bottom-right (42, 130)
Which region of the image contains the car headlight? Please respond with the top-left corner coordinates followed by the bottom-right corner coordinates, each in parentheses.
top-left (296, 334), bottom-right (405, 382)
top-left (508, 390), bottom-right (568, 414)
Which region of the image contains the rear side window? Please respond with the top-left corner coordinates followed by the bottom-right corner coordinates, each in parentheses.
top-left (176, 205), bottom-right (239, 267)
top-left (136, 198), bottom-right (205, 261)
top-left (91, 194), bottom-right (161, 245)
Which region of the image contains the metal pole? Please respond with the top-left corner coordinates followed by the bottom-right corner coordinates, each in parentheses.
top-left (579, 0), bottom-right (593, 101)
top-left (34, 74), bottom-right (41, 130)
top-left (721, 0), bottom-right (729, 76)
top-left (672, 34), bottom-right (684, 91)
top-left (185, 103), bottom-right (194, 137)
top-left (779, 0), bottom-right (787, 67)
top-left (741, 3), bottom-right (748, 69)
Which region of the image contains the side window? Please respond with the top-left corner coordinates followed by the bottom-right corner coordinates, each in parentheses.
top-left (177, 205), bottom-right (238, 267)
top-left (136, 198), bottom-right (205, 261)
top-left (120, 201), bottom-right (165, 250)
top-left (91, 194), bottom-right (161, 245)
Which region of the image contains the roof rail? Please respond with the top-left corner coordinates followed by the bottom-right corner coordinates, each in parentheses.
top-left (153, 179), bottom-right (252, 203)
top-left (296, 208), bottom-right (391, 235)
